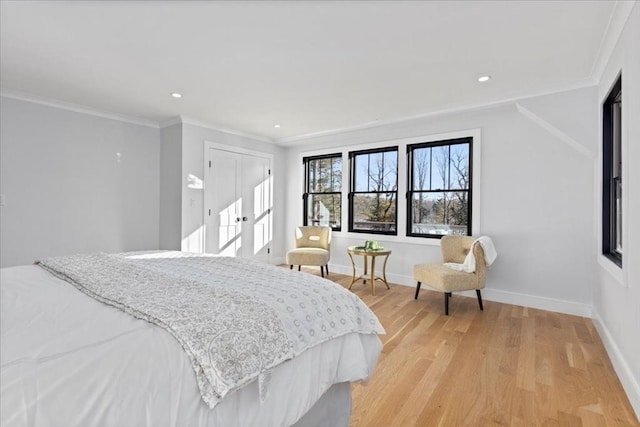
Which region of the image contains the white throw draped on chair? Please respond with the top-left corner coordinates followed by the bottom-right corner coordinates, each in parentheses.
top-left (444, 236), bottom-right (497, 273)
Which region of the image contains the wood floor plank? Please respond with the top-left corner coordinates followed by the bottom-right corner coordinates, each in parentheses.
top-left (288, 267), bottom-right (639, 426)
top-left (516, 316), bottom-right (536, 392)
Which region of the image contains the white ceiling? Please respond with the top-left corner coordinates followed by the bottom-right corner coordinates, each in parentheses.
top-left (0, 1), bottom-right (617, 143)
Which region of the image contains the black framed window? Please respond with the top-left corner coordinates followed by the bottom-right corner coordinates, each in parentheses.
top-left (303, 153), bottom-right (342, 231)
top-left (602, 76), bottom-right (622, 266)
top-left (348, 147), bottom-right (398, 234)
top-left (407, 137), bottom-right (472, 238)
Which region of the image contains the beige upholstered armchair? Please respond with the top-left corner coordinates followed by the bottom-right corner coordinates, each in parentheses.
top-left (413, 236), bottom-right (488, 315)
top-left (286, 226), bottom-right (332, 277)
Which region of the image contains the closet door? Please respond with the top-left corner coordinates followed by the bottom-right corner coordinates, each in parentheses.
top-left (206, 149), bottom-right (243, 257)
top-left (242, 153), bottom-right (271, 261)
top-left (204, 146), bottom-right (272, 262)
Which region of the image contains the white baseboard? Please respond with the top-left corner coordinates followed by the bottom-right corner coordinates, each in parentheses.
top-left (592, 310), bottom-right (640, 420)
top-left (326, 263), bottom-right (592, 318)
top-left (464, 288), bottom-right (592, 318)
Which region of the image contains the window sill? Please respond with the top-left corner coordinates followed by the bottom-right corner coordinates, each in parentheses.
top-left (597, 254), bottom-right (625, 286)
top-left (332, 231), bottom-right (441, 246)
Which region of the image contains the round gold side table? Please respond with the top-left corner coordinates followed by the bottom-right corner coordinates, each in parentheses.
top-left (347, 246), bottom-right (391, 296)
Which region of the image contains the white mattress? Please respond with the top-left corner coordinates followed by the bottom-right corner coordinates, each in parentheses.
top-left (1, 265), bottom-right (382, 427)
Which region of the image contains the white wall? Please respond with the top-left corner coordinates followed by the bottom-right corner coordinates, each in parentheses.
top-left (159, 123), bottom-right (182, 250)
top-left (592, 3), bottom-right (640, 417)
top-left (284, 86), bottom-right (597, 317)
top-left (0, 96), bottom-right (160, 267)
top-left (178, 122), bottom-right (287, 260)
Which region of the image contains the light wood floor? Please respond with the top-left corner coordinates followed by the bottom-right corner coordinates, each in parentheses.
top-left (299, 267), bottom-right (639, 426)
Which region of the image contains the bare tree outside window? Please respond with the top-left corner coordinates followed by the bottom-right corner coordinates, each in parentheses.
top-left (408, 138), bottom-right (472, 237)
top-left (350, 148), bottom-right (398, 234)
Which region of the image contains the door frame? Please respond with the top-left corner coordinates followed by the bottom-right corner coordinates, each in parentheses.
top-left (203, 140), bottom-right (274, 260)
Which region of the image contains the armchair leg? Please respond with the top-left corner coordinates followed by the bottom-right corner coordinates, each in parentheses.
top-left (320, 266), bottom-right (325, 277)
top-left (325, 264), bottom-right (329, 275)
top-left (444, 292), bottom-right (452, 316)
top-left (476, 289), bottom-right (484, 311)
top-left (290, 265), bottom-right (293, 270)
top-left (414, 282), bottom-right (422, 299)
top-left (298, 265), bottom-right (301, 271)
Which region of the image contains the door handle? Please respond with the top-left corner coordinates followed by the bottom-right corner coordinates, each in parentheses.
top-left (236, 217), bottom-right (241, 223)
top-left (242, 217), bottom-right (248, 222)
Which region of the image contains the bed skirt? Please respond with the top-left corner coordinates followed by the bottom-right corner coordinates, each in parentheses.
top-left (293, 382), bottom-right (351, 427)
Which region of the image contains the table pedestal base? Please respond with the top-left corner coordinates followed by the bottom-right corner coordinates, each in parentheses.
top-left (347, 250), bottom-right (391, 296)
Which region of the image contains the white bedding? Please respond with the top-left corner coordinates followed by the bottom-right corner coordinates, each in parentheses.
top-left (1, 265), bottom-right (382, 427)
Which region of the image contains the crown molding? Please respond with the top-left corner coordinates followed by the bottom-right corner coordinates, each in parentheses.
top-left (275, 101), bottom-right (512, 147)
top-left (2, 75), bottom-right (601, 147)
top-left (590, 0), bottom-right (636, 82)
top-left (159, 116), bottom-right (182, 129)
top-left (176, 116), bottom-right (274, 144)
top-left (275, 79), bottom-right (597, 147)
top-left (0, 88), bottom-right (159, 128)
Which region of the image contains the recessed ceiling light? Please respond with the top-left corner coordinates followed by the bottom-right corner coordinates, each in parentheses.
top-left (171, 92), bottom-right (182, 98)
top-left (274, 124), bottom-right (281, 128)
top-left (477, 75), bottom-right (491, 83)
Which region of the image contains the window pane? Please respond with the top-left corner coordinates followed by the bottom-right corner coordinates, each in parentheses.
top-left (412, 147), bottom-right (431, 191)
top-left (449, 144), bottom-right (470, 190)
top-left (615, 179), bottom-right (622, 252)
top-left (431, 146), bottom-right (449, 190)
top-left (308, 159), bottom-right (317, 190)
top-left (612, 100), bottom-right (622, 253)
top-left (308, 156), bottom-right (341, 193)
top-left (352, 193), bottom-right (396, 232)
top-left (410, 192), bottom-right (468, 236)
top-left (331, 157), bottom-right (342, 192)
top-left (354, 154), bottom-right (370, 192)
top-left (367, 152), bottom-right (383, 191)
top-left (308, 159), bottom-right (323, 192)
top-left (381, 151), bottom-right (398, 190)
top-left (353, 150), bottom-right (397, 193)
top-left (613, 102), bottom-right (622, 177)
top-left (306, 194), bottom-right (341, 228)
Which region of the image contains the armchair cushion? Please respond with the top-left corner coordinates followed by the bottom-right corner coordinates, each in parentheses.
top-left (286, 248), bottom-right (330, 267)
top-left (413, 263), bottom-right (480, 292)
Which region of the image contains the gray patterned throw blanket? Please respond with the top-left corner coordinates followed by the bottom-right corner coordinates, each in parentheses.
top-left (37, 251), bottom-right (384, 408)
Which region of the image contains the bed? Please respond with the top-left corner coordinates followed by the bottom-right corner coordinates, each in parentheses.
top-left (0, 251), bottom-right (384, 427)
